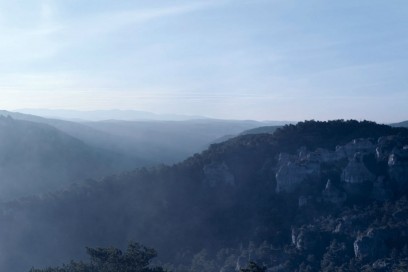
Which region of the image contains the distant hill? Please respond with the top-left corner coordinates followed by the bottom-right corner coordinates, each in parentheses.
top-left (0, 116), bottom-right (138, 201)
top-left (1, 110), bottom-right (279, 164)
top-left (390, 120), bottom-right (408, 127)
top-left (83, 119), bottom-right (271, 163)
top-left (209, 125), bottom-right (282, 145)
top-left (0, 110), bottom-right (127, 157)
top-left (239, 125), bottom-right (280, 135)
top-left (16, 109), bottom-right (207, 121)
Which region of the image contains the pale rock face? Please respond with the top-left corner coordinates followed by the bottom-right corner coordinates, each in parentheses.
top-left (291, 227), bottom-right (323, 251)
top-left (235, 256), bottom-right (248, 272)
top-left (376, 136), bottom-right (408, 161)
top-left (297, 146), bottom-right (308, 161)
top-left (334, 219), bottom-right (353, 233)
top-left (388, 147), bottom-right (408, 188)
top-left (277, 153), bottom-right (295, 168)
top-left (336, 138), bottom-right (375, 159)
top-left (376, 136), bottom-right (400, 161)
top-left (291, 228), bottom-right (297, 246)
top-left (203, 162), bottom-right (235, 187)
top-left (354, 228), bottom-right (389, 260)
top-left (308, 148), bottom-right (340, 163)
top-left (275, 160), bottom-right (320, 193)
top-left (354, 235), bottom-right (374, 260)
top-left (275, 136), bottom-right (405, 195)
top-left (298, 195), bottom-right (313, 207)
top-left (342, 153), bottom-right (375, 184)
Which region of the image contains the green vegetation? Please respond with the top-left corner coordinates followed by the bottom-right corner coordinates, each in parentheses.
top-left (0, 120), bottom-right (407, 271)
top-left (30, 242), bottom-right (166, 272)
top-left (239, 262), bottom-right (266, 272)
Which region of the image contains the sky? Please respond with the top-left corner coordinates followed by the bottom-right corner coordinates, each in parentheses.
top-left (0, 0), bottom-right (407, 122)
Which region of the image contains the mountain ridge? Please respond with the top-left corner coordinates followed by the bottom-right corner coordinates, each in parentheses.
top-left (2, 120), bottom-right (408, 271)
top-left (391, 120), bottom-right (408, 128)
top-left (0, 115), bottom-right (140, 201)
top-left (1, 110), bottom-right (278, 165)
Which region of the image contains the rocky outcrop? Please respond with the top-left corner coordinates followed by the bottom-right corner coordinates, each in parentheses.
top-left (388, 146), bottom-right (408, 189)
top-left (342, 153), bottom-right (375, 184)
top-left (275, 147), bottom-right (321, 193)
top-left (336, 138), bottom-right (375, 159)
top-left (275, 161), bottom-right (319, 193)
top-left (308, 148), bottom-right (341, 163)
top-left (291, 226), bottom-right (329, 251)
top-left (274, 136), bottom-right (408, 202)
top-left (277, 152), bottom-right (295, 167)
top-left (376, 135), bottom-right (408, 161)
top-left (203, 161), bottom-right (235, 187)
top-left (276, 140), bottom-right (376, 193)
top-left (334, 218), bottom-right (353, 234)
top-left (322, 179), bottom-right (346, 205)
top-left (354, 228), bottom-right (393, 260)
top-left (235, 256), bottom-right (249, 271)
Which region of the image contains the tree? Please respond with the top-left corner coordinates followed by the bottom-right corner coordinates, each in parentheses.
top-left (239, 262), bottom-right (266, 272)
top-left (29, 242), bottom-right (166, 272)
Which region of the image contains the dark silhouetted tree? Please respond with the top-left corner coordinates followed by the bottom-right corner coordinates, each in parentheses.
top-left (30, 242), bottom-right (166, 272)
top-left (239, 262), bottom-right (266, 272)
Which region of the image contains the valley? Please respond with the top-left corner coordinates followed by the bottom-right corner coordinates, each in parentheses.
top-left (0, 118), bottom-right (407, 271)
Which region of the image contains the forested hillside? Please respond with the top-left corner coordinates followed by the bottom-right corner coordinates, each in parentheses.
top-left (0, 116), bottom-right (138, 201)
top-left (0, 110), bottom-right (270, 164)
top-left (1, 120), bottom-right (408, 271)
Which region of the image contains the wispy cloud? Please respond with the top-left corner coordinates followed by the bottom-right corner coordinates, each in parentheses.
top-left (0, 1), bottom-right (222, 66)
top-left (43, 1), bottom-right (224, 46)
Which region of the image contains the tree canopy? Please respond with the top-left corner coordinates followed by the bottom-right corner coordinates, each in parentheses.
top-left (29, 242), bottom-right (166, 272)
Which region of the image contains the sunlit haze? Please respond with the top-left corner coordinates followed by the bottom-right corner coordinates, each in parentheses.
top-left (0, 0), bottom-right (407, 122)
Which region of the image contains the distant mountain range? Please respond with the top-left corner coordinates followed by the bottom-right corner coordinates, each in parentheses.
top-left (16, 109), bottom-right (207, 121)
top-left (0, 110), bottom-right (287, 200)
top-left (16, 109), bottom-right (294, 125)
top-left (1, 110), bottom-right (288, 164)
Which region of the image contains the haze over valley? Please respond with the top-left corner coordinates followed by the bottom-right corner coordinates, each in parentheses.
top-left (0, 110), bottom-right (281, 201)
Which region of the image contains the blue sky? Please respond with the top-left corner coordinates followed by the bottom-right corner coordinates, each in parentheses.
top-left (0, 0), bottom-right (407, 122)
